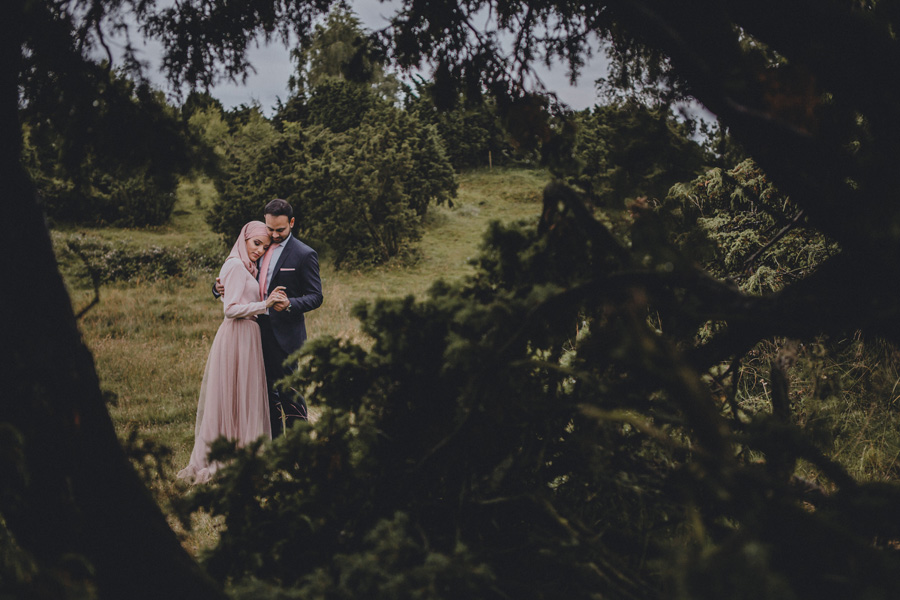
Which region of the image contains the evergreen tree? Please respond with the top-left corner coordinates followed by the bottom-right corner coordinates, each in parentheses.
top-left (203, 105), bottom-right (285, 240)
top-left (212, 104), bottom-right (457, 267)
top-left (276, 5), bottom-right (400, 130)
top-left (295, 106), bottom-right (456, 267)
top-left (306, 77), bottom-right (378, 132)
top-left (568, 101), bottom-right (707, 208)
top-left (406, 81), bottom-right (511, 169)
top-left (289, 5), bottom-right (399, 100)
top-left (21, 67), bottom-right (194, 226)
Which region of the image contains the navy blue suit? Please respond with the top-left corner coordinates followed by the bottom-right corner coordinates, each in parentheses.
top-left (258, 235), bottom-right (323, 434)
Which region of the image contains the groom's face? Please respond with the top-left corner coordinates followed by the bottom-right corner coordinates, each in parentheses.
top-left (265, 214), bottom-right (294, 244)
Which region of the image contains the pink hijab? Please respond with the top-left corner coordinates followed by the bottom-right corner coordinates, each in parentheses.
top-left (227, 221), bottom-right (270, 277)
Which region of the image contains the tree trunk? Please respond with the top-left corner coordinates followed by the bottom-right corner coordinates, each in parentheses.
top-left (0, 2), bottom-right (226, 598)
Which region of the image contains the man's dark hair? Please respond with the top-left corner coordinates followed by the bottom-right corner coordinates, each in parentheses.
top-left (264, 198), bottom-right (293, 220)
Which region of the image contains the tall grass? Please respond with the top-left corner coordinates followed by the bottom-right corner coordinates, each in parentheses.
top-left (59, 167), bottom-right (551, 554)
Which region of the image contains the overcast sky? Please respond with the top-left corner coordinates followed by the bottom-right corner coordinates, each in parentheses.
top-left (122, 1), bottom-right (608, 114)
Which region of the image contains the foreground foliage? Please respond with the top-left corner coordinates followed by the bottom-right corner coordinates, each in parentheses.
top-left (180, 173), bottom-right (900, 599)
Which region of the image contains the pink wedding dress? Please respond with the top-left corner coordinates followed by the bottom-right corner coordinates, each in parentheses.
top-left (178, 257), bottom-right (272, 484)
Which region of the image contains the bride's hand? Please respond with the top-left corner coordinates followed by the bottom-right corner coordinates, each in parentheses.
top-left (266, 286), bottom-right (287, 308)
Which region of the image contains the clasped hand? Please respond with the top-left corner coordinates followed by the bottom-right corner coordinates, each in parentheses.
top-left (267, 286), bottom-right (289, 311)
top-left (216, 277), bottom-right (290, 312)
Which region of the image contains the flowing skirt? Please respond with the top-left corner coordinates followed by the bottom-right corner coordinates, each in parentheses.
top-left (178, 318), bottom-right (271, 484)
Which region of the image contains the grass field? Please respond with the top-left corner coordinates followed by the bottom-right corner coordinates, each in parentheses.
top-left (59, 167), bottom-right (550, 554)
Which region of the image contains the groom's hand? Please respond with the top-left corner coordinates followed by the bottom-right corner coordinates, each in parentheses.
top-left (272, 295), bottom-right (290, 312)
top-left (215, 277), bottom-right (225, 296)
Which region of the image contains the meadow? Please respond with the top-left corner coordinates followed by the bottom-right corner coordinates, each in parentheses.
top-left (57, 167), bottom-right (549, 554)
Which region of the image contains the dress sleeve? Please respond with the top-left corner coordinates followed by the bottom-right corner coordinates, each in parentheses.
top-left (219, 259), bottom-right (267, 319)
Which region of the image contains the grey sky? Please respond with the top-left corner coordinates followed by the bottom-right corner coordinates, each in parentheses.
top-left (204, 45), bottom-right (606, 115)
top-left (124, 1), bottom-right (607, 114)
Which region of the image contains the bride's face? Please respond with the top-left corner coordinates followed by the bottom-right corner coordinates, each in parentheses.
top-left (245, 235), bottom-right (270, 262)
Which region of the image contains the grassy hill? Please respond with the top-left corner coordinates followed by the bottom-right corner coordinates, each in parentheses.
top-left (56, 167), bottom-right (550, 553)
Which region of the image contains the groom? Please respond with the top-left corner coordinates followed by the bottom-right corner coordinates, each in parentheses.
top-left (217, 199), bottom-right (323, 436)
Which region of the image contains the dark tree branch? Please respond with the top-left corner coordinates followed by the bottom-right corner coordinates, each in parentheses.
top-left (769, 340), bottom-right (797, 423)
top-left (688, 249), bottom-right (900, 370)
top-left (726, 0), bottom-right (900, 128)
top-left (743, 209), bottom-right (805, 269)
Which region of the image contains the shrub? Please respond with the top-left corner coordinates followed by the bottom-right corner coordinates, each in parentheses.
top-left (306, 78), bottom-right (377, 133)
top-left (53, 233), bottom-right (225, 285)
top-left (21, 69), bottom-right (192, 227)
top-left (203, 107), bottom-right (284, 242)
top-left (209, 106), bottom-right (457, 269)
top-left (568, 101), bottom-right (707, 207)
top-left (292, 107), bottom-right (457, 267)
top-left (407, 88), bottom-right (511, 170)
top-left (32, 168), bottom-right (178, 228)
top-left (664, 158), bottom-right (840, 293)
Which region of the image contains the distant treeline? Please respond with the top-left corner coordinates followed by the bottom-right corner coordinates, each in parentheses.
top-left (22, 7), bottom-right (734, 270)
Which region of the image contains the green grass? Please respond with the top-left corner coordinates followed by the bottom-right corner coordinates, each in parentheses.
top-left (61, 166), bottom-right (551, 555)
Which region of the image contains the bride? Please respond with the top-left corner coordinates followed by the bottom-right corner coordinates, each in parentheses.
top-left (178, 221), bottom-right (286, 484)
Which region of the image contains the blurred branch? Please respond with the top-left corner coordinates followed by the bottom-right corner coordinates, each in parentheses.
top-left (67, 240), bottom-right (102, 320)
top-left (579, 405), bottom-right (695, 455)
top-left (769, 340), bottom-right (797, 423)
top-left (743, 209), bottom-right (805, 269)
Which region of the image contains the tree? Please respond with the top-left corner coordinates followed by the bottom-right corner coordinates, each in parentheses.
top-left (3, 0), bottom-right (341, 597)
top-left (305, 77), bottom-right (379, 132)
top-left (210, 104), bottom-right (457, 268)
top-left (21, 65), bottom-right (194, 227)
top-left (291, 106), bottom-right (457, 267)
top-left (567, 101), bottom-right (707, 208)
top-left (288, 5), bottom-right (400, 102)
top-left (202, 104), bottom-right (285, 242)
top-left (276, 5), bottom-right (401, 130)
top-left (406, 80), bottom-right (513, 170)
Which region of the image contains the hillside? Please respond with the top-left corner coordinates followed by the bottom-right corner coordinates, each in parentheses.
top-left (57, 166), bottom-right (549, 553)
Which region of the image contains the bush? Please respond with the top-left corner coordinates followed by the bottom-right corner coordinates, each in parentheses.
top-left (407, 88), bottom-right (511, 170)
top-left (568, 101), bottom-right (707, 207)
top-left (203, 107), bottom-right (285, 242)
top-left (33, 169), bottom-right (178, 228)
top-left (209, 106), bottom-right (457, 269)
top-left (21, 69), bottom-right (193, 227)
top-left (664, 158), bottom-right (839, 293)
top-left (292, 107), bottom-right (457, 267)
top-left (53, 233), bottom-right (225, 285)
top-left (306, 78), bottom-right (377, 133)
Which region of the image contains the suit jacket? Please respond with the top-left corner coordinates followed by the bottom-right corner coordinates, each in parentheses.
top-left (262, 235), bottom-right (323, 355)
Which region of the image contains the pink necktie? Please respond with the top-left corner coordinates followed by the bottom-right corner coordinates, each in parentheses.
top-left (259, 244), bottom-right (276, 301)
